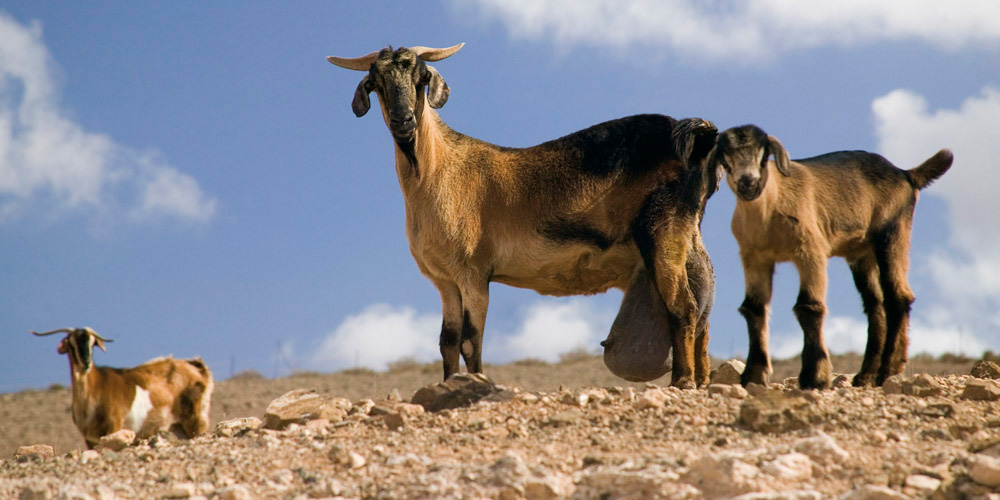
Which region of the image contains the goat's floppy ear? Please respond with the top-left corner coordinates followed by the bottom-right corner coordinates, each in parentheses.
top-left (351, 75), bottom-right (374, 117)
top-left (704, 145), bottom-right (724, 194)
top-left (94, 338), bottom-right (108, 352)
top-left (425, 65), bottom-right (450, 109)
top-left (768, 135), bottom-right (791, 177)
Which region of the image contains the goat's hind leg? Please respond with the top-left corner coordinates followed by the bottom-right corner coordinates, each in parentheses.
top-left (873, 224), bottom-right (915, 385)
top-left (793, 257), bottom-right (832, 390)
top-left (849, 255), bottom-right (886, 387)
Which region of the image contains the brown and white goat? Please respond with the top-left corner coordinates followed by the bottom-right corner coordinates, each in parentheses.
top-left (708, 125), bottom-right (952, 389)
top-left (33, 327), bottom-right (213, 448)
top-left (328, 44), bottom-right (718, 388)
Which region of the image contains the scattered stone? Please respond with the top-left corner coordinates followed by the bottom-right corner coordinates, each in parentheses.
top-left (524, 473), bottom-right (574, 500)
top-left (903, 474), bottom-right (941, 492)
top-left (731, 491), bottom-right (823, 500)
top-left (634, 388), bottom-right (670, 410)
top-left (739, 391), bottom-right (823, 433)
top-left (14, 444), bottom-right (54, 462)
top-left (916, 401), bottom-right (954, 418)
top-left (546, 409), bottom-right (584, 428)
top-left (96, 429), bottom-right (135, 451)
top-left (831, 374), bottom-right (852, 388)
top-left (410, 373), bottom-right (507, 412)
top-left (214, 417), bottom-right (262, 437)
top-left (711, 359), bottom-right (746, 385)
top-left (882, 376), bottom-right (905, 395)
top-left (838, 485), bottom-right (909, 500)
top-left (762, 453), bottom-right (813, 481)
top-left (19, 487), bottom-right (51, 500)
top-left (519, 393), bottom-right (539, 404)
top-left (53, 490), bottom-right (93, 500)
top-left (350, 399), bottom-right (375, 416)
top-left (79, 450), bottom-right (100, 463)
top-left (962, 378), bottom-right (1000, 401)
top-left (969, 453), bottom-right (1000, 487)
top-left (971, 360), bottom-right (1000, 380)
top-left (216, 485), bottom-right (253, 500)
top-left (163, 483), bottom-right (196, 498)
top-left (263, 389), bottom-right (350, 429)
top-left (906, 373), bottom-right (944, 397)
top-left (348, 451), bottom-right (366, 469)
top-left (793, 431), bottom-right (849, 465)
top-left (746, 383), bottom-right (769, 397)
top-left (683, 453), bottom-right (767, 498)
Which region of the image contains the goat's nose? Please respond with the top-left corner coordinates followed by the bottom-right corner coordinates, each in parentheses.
top-left (737, 176), bottom-right (754, 189)
top-left (390, 112), bottom-right (416, 127)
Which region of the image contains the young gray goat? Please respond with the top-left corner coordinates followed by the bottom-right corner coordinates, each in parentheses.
top-left (709, 125), bottom-right (952, 389)
top-left (328, 44), bottom-right (718, 388)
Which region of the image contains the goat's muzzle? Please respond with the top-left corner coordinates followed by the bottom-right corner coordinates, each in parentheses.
top-left (389, 113), bottom-right (417, 141)
top-left (736, 176), bottom-right (762, 201)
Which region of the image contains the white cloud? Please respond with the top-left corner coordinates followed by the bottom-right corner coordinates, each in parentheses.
top-left (0, 12), bottom-right (216, 224)
top-left (872, 86), bottom-right (1000, 352)
top-left (456, 0), bottom-right (1000, 63)
top-left (310, 298), bottom-right (613, 372)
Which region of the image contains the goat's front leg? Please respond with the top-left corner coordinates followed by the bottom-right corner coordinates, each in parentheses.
top-left (652, 229), bottom-right (699, 390)
top-left (794, 256), bottom-right (832, 390)
top-left (436, 282), bottom-right (465, 380)
top-left (739, 257), bottom-right (775, 387)
top-left (458, 280), bottom-right (490, 374)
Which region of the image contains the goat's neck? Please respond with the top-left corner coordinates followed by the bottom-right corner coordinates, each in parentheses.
top-left (394, 103), bottom-right (448, 190)
top-left (68, 357), bottom-right (98, 407)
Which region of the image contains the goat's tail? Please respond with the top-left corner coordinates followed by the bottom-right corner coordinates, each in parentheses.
top-left (906, 149), bottom-right (953, 190)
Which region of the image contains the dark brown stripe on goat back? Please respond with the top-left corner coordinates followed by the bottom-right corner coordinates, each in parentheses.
top-left (796, 151), bottom-right (907, 186)
top-left (185, 357), bottom-right (211, 378)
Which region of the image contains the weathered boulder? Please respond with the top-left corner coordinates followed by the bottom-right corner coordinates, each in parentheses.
top-left (410, 373), bottom-right (510, 412)
top-left (263, 389), bottom-right (350, 429)
top-left (14, 444), bottom-right (54, 462)
top-left (682, 453), bottom-right (768, 498)
top-left (971, 360), bottom-right (1000, 380)
top-left (969, 453), bottom-right (1000, 487)
top-left (738, 391), bottom-right (823, 433)
top-left (838, 485), bottom-right (909, 500)
top-left (961, 378), bottom-right (1000, 401)
top-left (96, 429), bottom-right (136, 451)
top-left (214, 417), bottom-right (262, 437)
top-left (792, 432), bottom-right (849, 466)
top-left (711, 359), bottom-right (746, 385)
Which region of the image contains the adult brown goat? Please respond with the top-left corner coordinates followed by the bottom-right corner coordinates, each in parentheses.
top-left (328, 44), bottom-right (718, 388)
top-left (709, 124), bottom-right (952, 389)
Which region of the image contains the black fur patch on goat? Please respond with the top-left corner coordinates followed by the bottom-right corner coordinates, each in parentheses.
top-left (536, 114), bottom-right (676, 179)
top-left (541, 217), bottom-right (615, 250)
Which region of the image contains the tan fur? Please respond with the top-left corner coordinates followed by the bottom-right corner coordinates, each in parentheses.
top-left (713, 125), bottom-right (952, 389)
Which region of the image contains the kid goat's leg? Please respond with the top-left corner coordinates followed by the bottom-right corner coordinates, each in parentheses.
top-left (849, 254), bottom-right (887, 387)
top-left (793, 256), bottom-right (832, 390)
top-left (739, 256), bottom-right (775, 386)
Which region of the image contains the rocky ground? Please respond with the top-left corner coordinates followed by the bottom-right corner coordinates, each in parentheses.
top-left (2, 354), bottom-right (1000, 499)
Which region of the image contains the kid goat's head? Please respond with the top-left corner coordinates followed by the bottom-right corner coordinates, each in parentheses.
top-left (710, 125), bottom-right (791, 201)
top-left (327, 44), bottom-right (464, 159)
top-left (32, 327), bottom-right (114, 373)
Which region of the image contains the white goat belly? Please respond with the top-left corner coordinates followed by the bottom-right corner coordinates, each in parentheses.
top-left (123, 386), bottom-right (153, 431)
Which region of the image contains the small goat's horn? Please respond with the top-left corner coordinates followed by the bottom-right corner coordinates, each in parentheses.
top-left (31, 328), bottom-right (74, 336)
top-left (326, 50), bottom-right (380, 71)
top-left (409, 43), bottom-right (465, 62)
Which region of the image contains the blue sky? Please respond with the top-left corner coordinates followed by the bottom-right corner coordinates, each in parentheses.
top-left (1, 2), bottom-right (998, 392)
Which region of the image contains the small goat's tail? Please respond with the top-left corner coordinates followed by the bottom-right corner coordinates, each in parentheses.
top-left (906, 149), bottom-right (953, 190)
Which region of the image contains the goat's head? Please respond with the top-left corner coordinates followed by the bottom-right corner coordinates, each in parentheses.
top-left (708, 125), bottom-right (790, 201)
top-left (328, 44), bottom-right (463, 148)
top-left (33, 327), bottom-right (114, 373)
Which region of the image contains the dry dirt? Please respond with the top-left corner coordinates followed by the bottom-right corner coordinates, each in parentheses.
top-left (2, 353), bottom-right (999, 499)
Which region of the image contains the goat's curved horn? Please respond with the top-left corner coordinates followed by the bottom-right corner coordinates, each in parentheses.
top-left (83, 327), bottom-right (114, 343)
top-left (326, 50), bottom-right (379, 71)
top-left (31, 328), bottom-right (74, 336)
top-left (410, 43), bottom-right (464, 62)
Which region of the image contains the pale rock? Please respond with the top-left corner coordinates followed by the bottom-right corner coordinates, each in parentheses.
top-left (683, 453), bottom-right (767, 498)
top-left (270, 469), bottom-right (294, 485)
top-left (350, 399), bottom-right (375, 416)
top-left (214, 417), bottom-right (262, 437)
top-left (96, 429), bottom-right (136, 451)
top-left (80, 450), bottom-right (101, 463)
top-left (739, 391), bottom-right (822, 433)
top-left (15, 444), bottom-right (55, 461)
top-left (762, 453), bottom-right (813, 481)
top-left (837, 485), bottom-right (909, 500)
top-left (729, 385), bottom-right (750, 399)
top-left (348, 451), bottom-right (367, 469)
top-left (94, 485), bottom-right (122, 500)
top-left (746, 383), bottom-right (769, 397)
top-left (962, 379), bottom-right (1000, 401)
top-left (622, 387), bottom-right (636, 401)
top-left (519, 393), bottom-right (539, 404)
top-left (970, 453), bottom-right (1000, 487)
top-left (708, 384), bottom-right (748, 399)
top-left (524, 472), bottom-right (574, 500)
top-left (831, 374), bottom-right (852, 389)
top-left (903, 474), bottom-right (941, 492)
top-left (634, 388), bottom-right (670, 410)
top-left (164, 483), bottom-right (197, 498)
top-left (216, 485), bottom-right (254, 500)
top-left (491, 452), bottom-right (529, 487)
top-left (53, 491), bottom-right (93, 500)
top-left (263, 389), bottom-right (349, 429)
top-left (882, 376), bottom-right (905, 395)
top-left (907, 373), bottom-right (943, 397)
top-left (711, 359), bottom-right (746, 385)
top-left (575, 467), bottom-right (693, 500)
top-left (793, 432), bottom-right (849, 465)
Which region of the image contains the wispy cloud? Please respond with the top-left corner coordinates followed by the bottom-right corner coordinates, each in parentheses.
top-left (455, 0), bottom-right (1000, 63)
top-left (0, 12), bottom-right (216, 225)
top-left (309, 298), bottom-right (613, 372)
